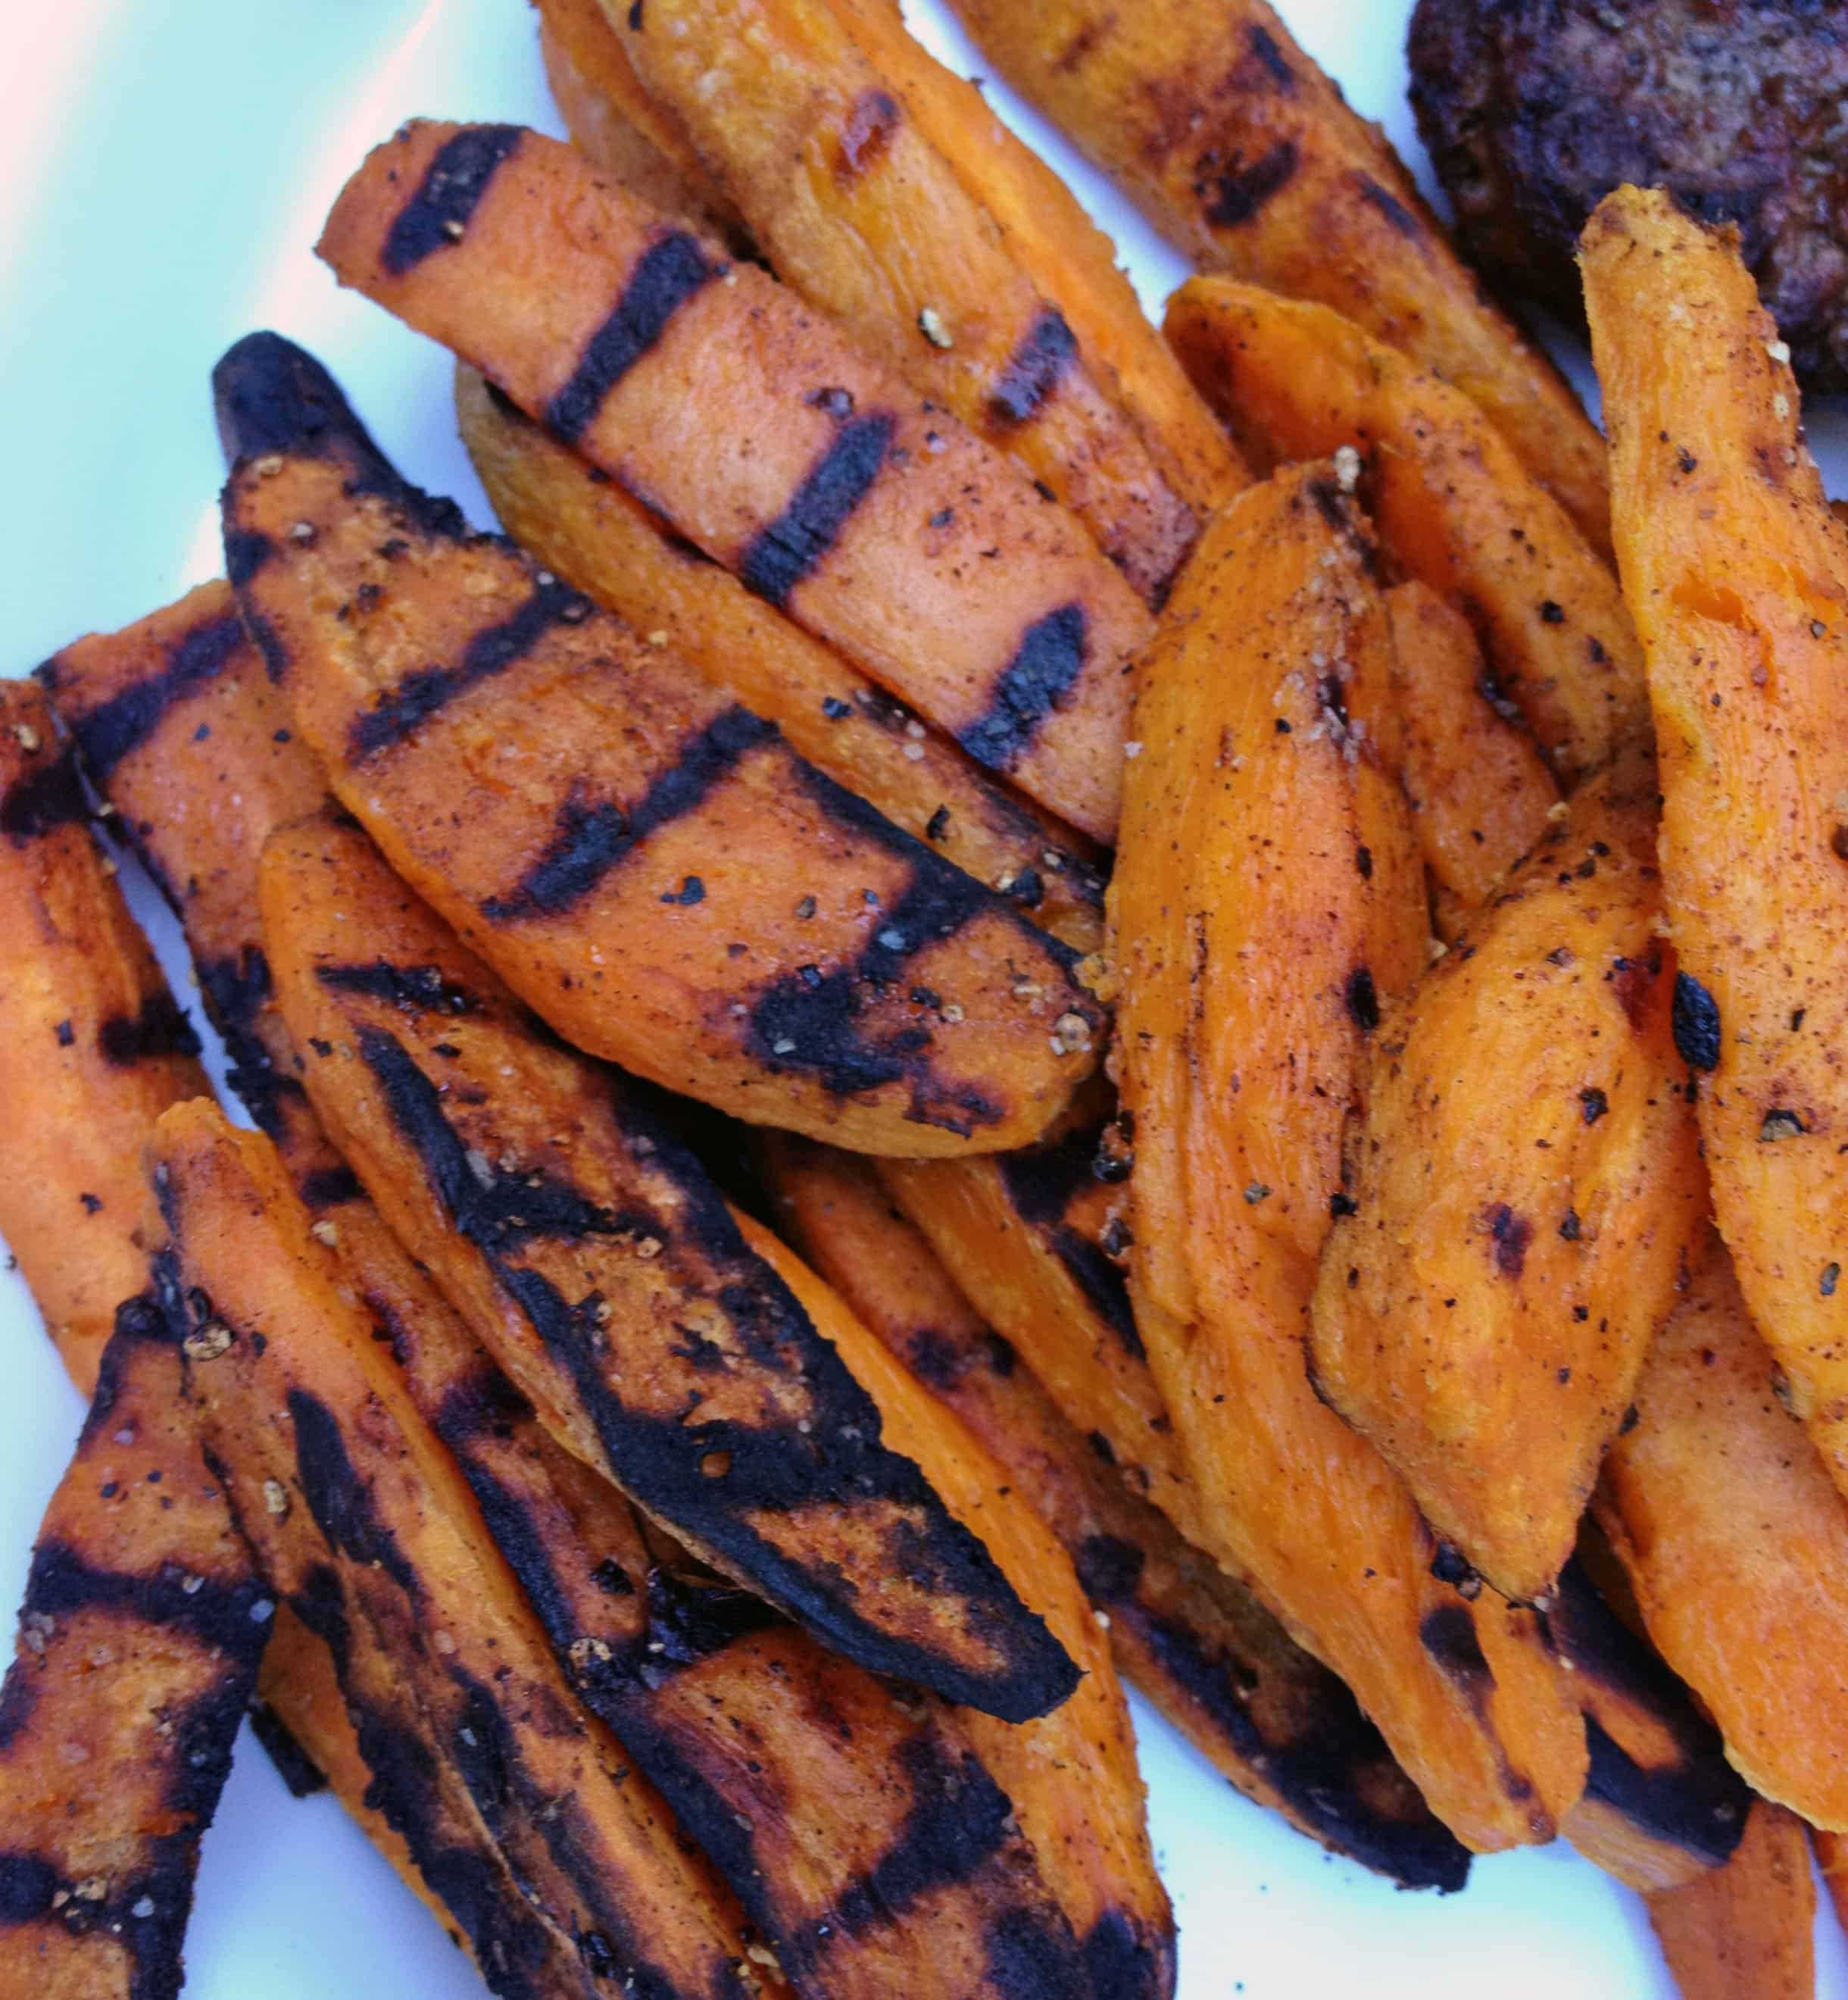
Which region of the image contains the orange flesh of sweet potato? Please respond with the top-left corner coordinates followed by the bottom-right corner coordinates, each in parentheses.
top-left (1598, 1233), bottom-right (1848, 1832)
top-left (819, 0), bottom-right (1246, 520)
top-left (1310, 743), bottom-right (1707, 1602)
top-left (0, 1300), bottom-right (270, 2000)
top-left (57, 607), bottom-right (1087, 2000)
top-left (609, 0), bottom-right (1195, 607)
top-left (1165, 280), bottom-right (1644, 789)
top-left (1112, 463), bottom-right (1586, 1852)
top-left (1647, 1800), bottom-right (1816, 2000)
top-left (879, 1129), bottom-right (1194, 1536)
top-left (316, 121), bottom-right (1151, 840)
top-left (0, 680), bottom-right (207, 1392)
top-left (534, 0), bottom-right (748, 247)
top-left (938, 0), bottom-right (1611, 555)
top-left (1377, 580), bottom-right (1559, 922)
top-left (453, 364), bottom-right (1107, 958)
top-left (1546, 1558), bottom-right (1753, 1895)
top-left (766, 1136), bottom-right (1472, 1893)
top-left (1582, 186), bottom-right (1848, 1505)
top-left (218, 338), bottom-right (1101, 1158)
top-left (259, 809), bottom-right (1077, 1724)
top-left (742, 1211), bottom-right (1175, 1993)
top-left (147, 1100), bottom-right (759, 1998)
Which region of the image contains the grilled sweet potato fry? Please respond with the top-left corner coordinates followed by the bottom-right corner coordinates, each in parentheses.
top-left (1113, 464), bottom-right (1586, 1852)
top-left (454, 366), bottom-right (1106, 957)
top-left (880, 1123), bottom-right (1194, 1536)
top-left (148, 1099), bottom-right (760, 1998)
top-left (1583, 186), bottom-right (1848, 1505)
top-left (0, 680), bottom-right (204, 1390)
top-left (1375, 580), bottom-right (1559, 922)
top-left (1166, 280), bottom-right (1644, 787)
top-left (938, 0), bottom-right (1612, 555)
top-left (1598, 1233), bottom-right (1848, 1830)
top-left (218, 333), bottom-right (1100, 1156)
top-left (819, 0), bottom-right (1246, 518)
top-left (317, 120), bottom-right (1152, 839)
top-left (261, 808), bottom-right (1076, 1723)
top-left (1547, 1559), bottom-right (1753, 1894)
top-left (535, 0), bottom-right (747, 247)
top-left (0, 1297), bottom-right (270, 2000)
top-left (767, 1136), bottom-right (1472, 1892)
top-left (609, 0), bottom-right (1195, 605)
top-left (741, 1213), bottom-right (1172, 1990)
top-left (1647, 1800), bottom-right (1815, 2000)
top-left (1310, 743), bottom-right (1706, 1602)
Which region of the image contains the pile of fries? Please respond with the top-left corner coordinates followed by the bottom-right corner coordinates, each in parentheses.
top-left (4, 1), bottom-right (1846, 1995)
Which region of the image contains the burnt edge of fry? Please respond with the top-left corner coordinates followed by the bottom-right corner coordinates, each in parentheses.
top-left (1547, 1558), bottom-right (1751, 1871)
top-left (329, 986), bottom-right (1079, 1723)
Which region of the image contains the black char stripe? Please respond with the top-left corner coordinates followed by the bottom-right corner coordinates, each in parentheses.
top-left (994, 1125), bottom-right (1144, 1358)
top-left (987, 309), bottom-right (1079, 430)
top-left (1203, 138), bottom-right (1300, 227)
top-left (286, 1386), bottom-right (420, 1598)
top-left (21, 1541), bottom-right (271, 1665)
top-left (50, 614), bottom-right (245, 784)
top-left (545, 230), bottom-right (720, 447)
top-left (479, 706), bottom-right (776, 922)
top-left (0, 744), bottom-right (87, 845)
top-left (315, 961), bottom-right (480, 1015)
top-left (956, 604), bottom-right (1088, 773)
top-left (98, 989), bottom-right (202, 1067)
top-left (739, 413), bottom-right (896, 608)
top-left (196, 946), bottom-right (306, 1141)
top-left (346, 576), bottom-right (592, 763)
top-left (381, 124), bottom-right (525, 275)
top-left (830, 1735), bottom-right (1015, 1933)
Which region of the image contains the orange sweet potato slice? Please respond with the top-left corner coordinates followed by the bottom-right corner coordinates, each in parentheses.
top-left (1647, 1800), bottom-right (1815, 2000)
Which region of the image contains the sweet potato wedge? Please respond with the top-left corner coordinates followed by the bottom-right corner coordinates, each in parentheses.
top-left (1547, 1558), bottom-right (1753, 1895)
top-left (819, 0), bottom-right (1246, 519)
top-left (609, 0), bottom-right (1195, 606)
top-left (316, 120), bottom-right (1152, 839)
top-left (534, 0), bottom-right (748, 248)
top-left (1309, 743), bottom-right (1706, 1602)
top-left (1375, 580), bottom-right (1559, 923)
top-left (1165, 280), bottom-right (1644, 787)
top-left (879, 1122), bottom-right (1194, 1536)
top-left (937, 0), bottom-right (1612, 555)
top-left (218, 333), bottom-right (1101, 1158)
top-left (1583, 186), bottom-right (1848, 1505)
top-left (1597, 1233), bottom-right (1848, 1831)
top-left (0, 680), bottom-right (205, 1391)
top-left (1647, 1800), bottom-right (1815, 2000)
top-left (260, 808), bottom-right (1076, 1723)
top-left (741, 1213), bottom-right (1172, 1994)
top-left (148, 1098), bottom-right (761, 1998)
top-left (766, 1136), bottom-right (1472, 1893)
top-left (0, 1297), bottom-right (270, 2000)
top-left (1112, 463), bottom-right (1586, 1852)
top-left (453, 365), bottom-right (1106, 958)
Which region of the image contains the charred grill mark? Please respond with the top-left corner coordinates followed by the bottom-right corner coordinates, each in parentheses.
top-left (346, 577), bottom-right (592, 762)
top-left (55, 614), bottom-right (245, 783)
top-left (831, 1734), bottom-right (1014, 1933)
top-left (956, 605), bottom-right (1088, 773)
top-left (1353, 171), bottom-right (1422, 240)
top-left (286, 1387), bottom-right (420, 1598)
top-left (196, 946), bottom-right (304, 1140)
top-left (315, 961), bottom-right (481, 1015)
top-left (987, 311), bottom-right (1079, 430)
top-left (479, 708), bottom-right (777, 922)
top-left (1082, 1910), bottom-right (1167, 2000)
top-left (623, 1569), bottom-right (780, 1691)
top-left (0, 1853), bottom-right (60, 1924)
top-left (982, 1905), bottom-right (1085, 2000)
top-left (381, 124), bottom-right (525, 274)
top-left (1203, 139), bottom-right (1300, 227)
top-left (997, 1127), bottom-right (1145, 1359)
top-left (1419, 1605), bottom-right (1494, 1698)
top-left (1244, 23), bottom-right (1296, 90)
top-left (0, 743), bottom-right (87, 844)
top-left (298, 1164), bottom-right (364, 1209)
top-left (98, 990), bottom-right (202, 1067)
top-left (223, 527), bottom-right (275, 586)
top-left (545, 231), bottom-right (720, 447)
top-left (247, 1701), bottom-right (329, 1798)
top-left (738, 414), bottom-right (896, 608)
top-left (20, 1542), bottom-right (271, 1664)
top-left (835, 88), bottom-right (902, 183)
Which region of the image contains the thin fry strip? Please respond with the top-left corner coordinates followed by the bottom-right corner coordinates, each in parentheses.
top-left (1646, 1800), bottom-right (1815, 2000)
top-left (935, 0), bottom-right (1612, 553)
top-left (1582, 185), bottom-right (1848, 1499)
top-left (1165, 279), bottom-right (1644, 787)
top-left (767, 1136), bottom-right (1472, 1894)
top-left (316, 120), bottom-right (1152, 839)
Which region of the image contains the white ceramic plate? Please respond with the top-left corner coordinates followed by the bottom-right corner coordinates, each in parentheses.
top-left (3, 4), bottom-right (1845, 1995)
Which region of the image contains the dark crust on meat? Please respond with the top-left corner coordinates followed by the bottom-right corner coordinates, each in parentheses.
top-left (1408, 0), bottom-right (1848, 389)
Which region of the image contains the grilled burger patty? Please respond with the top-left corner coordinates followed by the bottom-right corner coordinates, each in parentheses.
top-left (1407, 0), bottom-right (1848, 392)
